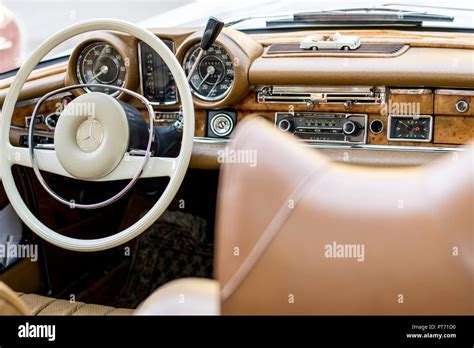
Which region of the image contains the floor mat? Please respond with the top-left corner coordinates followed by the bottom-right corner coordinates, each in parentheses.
top-left (112, 210), bottom-right (213, 309)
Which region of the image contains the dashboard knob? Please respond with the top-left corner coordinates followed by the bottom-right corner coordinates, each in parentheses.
top-left (342, 121), bottom-right (358, 135)
top-left (455, 100), bottom-right (469, 113)
top-left (278, 118), bottom-right (292, 132)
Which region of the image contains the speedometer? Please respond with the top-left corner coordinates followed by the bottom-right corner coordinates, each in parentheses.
top-left (76, 42), bottom-right (127, 96)
top-left (183, 43), bottom-right (234, 101)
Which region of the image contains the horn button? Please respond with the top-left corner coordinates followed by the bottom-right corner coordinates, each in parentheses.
top-left (54, 92), bottom-right (130, 180)
top-left (76, 119), bottom-right (104, 152)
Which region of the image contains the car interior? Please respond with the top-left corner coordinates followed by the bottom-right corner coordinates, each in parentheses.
top-left (0, 2), bottom-right (472, 319)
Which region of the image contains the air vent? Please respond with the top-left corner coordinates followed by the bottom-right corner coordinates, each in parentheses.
top-left (257, 86), bottom-right (386, 105)
top-left (265, 43), bottom-right (407, 56)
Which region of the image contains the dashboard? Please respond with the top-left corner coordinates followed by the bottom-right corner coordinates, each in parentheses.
top-left (2, 27), bottom-right (474, 168)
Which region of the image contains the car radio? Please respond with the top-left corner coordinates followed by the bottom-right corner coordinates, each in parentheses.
top-left (275, 112), bottom-right (368, 144)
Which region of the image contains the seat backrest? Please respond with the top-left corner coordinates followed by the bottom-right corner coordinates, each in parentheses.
top-left (215, 118), bottom-right (473, 315)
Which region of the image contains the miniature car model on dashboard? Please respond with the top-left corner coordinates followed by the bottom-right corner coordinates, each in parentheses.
top-left (299, 32), bottom-right (361, 50)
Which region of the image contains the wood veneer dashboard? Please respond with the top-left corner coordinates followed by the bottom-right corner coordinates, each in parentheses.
top-left (2, 27), bottom-right (473, 168)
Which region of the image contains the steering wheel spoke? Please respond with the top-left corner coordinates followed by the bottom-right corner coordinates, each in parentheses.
top-left (7, 145), bottom-right (71, 177)
top-left (7, 145), bottom-right (178, 181)
top-left (100, 155), bottom-right (178, 181)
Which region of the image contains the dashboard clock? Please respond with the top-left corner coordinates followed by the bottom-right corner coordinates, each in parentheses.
top-left (387, 115), bottom-right (433, 142)
top-left (76, 42), bottom-right (126, 96)
top-left (183, 43), bottom-right (234, 101)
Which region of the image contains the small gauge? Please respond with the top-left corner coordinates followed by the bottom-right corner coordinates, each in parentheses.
top-left (183, 43), bottom-right (234, 101)
top-left (76, 42), bottom-right (127, 96)
top-left (388, 115), bottom-right (433, 142)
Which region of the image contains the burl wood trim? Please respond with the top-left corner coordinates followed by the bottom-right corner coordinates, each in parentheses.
top-left (367, 114), bottom-right (469, 147)
top-left (195, 110), bottom-right (207, 137)
top-left (434, 116), bottom-right (474, 144)
top-left (10, 91), bottom-right (472, 148)
top-left (434, 94), bottom-right (474, 116)
top-left (388, 93), bottom-right (433, 115)
top-left (11, 98), bottom-right (63, 129)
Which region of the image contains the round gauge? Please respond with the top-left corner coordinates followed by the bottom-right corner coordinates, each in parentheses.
top-left (76, 42), bottom-right (127, 96)
top-left (183, 43), bottom-right (234, 101)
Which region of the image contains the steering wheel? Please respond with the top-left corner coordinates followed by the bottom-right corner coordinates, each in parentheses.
top-left (0, 19), bottom-right (195, 252)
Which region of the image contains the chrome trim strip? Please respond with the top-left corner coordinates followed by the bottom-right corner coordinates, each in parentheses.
top-left (194, 136), bottom-right (230, 144)
top-left (138, 40), bottom-right (179, 106)
top-left (306, 144), bottom-right (460, 153)
top-left (435, 89), bottom-right (474, 96)
top-left (192, 137), bottom-right (461, 153)
top-left (255, 85), bottom-right (385, 93)
top-left (389, 88), bottom-right (432, 95)
top-left (256, 85), bottom-right (386, 105)
top-left (30, 136), bottom-right (460, 153)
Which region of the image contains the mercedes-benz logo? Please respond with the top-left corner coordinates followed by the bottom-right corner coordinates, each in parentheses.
top-left (76, 118), bottom-right (104, 152)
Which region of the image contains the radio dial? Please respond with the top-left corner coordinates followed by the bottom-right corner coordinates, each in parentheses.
top-left (278, 118), bottom-right (292, 132)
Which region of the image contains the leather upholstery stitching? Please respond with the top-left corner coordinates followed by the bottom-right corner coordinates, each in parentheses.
top-left (30, 297), bottom-right (55, 315)
top-left (73, 302), bottom-right (87, 314)
top-left (103, 307), bottom-right (115, 315)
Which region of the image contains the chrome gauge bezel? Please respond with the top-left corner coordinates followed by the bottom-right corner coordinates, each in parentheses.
top-left (76, 41), bottom-right (127, 97)
top-left (183, 42), bottom-right (234, 102)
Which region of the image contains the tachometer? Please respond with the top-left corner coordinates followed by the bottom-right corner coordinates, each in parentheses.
top-left (76, 42), bottom-right (126, 96)
top-left (183, 43), bottom-right (234, 101)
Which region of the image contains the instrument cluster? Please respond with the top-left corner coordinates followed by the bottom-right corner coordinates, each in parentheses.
top-left (74, 38), bottom-right (236, 104)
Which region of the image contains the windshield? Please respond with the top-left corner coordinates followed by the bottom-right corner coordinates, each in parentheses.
top-left (1, 0), bottom-right (473, 74)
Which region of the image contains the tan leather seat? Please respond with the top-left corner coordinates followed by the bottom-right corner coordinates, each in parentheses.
top-left (16, 292), bottom-right (134, 315)
top-left (215, 118), bottom-right (473, 315)
top-left (141, 118), bottom-right (472, 315)
top-left (0, 281), bottom-right (133, 315)
top-left (1, 278), bottom-right (217, 316)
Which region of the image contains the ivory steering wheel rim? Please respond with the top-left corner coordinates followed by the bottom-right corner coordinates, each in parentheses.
top-left (0, 19), bottom-right (195, 252)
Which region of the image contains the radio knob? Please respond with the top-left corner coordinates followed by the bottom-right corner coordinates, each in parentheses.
top-left (278, 118), bottom-right (292, 132)
top-left (342, 121), bottom-right (358, 135)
